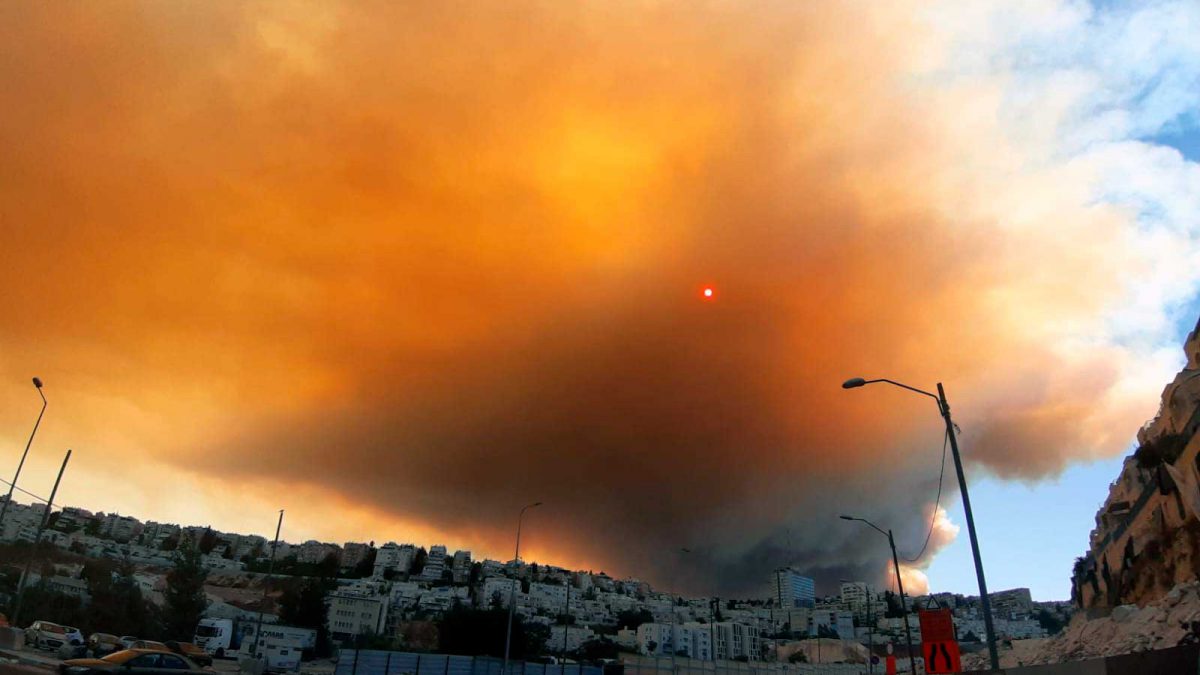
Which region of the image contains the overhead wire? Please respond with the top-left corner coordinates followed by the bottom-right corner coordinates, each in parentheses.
top-left (0, 475), bottom-right (56, 507)
top-left (901, 427), bottom-right (949, 563)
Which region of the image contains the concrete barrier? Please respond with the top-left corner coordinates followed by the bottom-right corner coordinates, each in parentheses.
top-left (0, 628), bottom-right (24, 652)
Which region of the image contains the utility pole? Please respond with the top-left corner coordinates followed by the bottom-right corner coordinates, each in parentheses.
top-left (11, 449), bottom-right (70, 626)
top-left (888, 530), bottom-right (917, 675)
top-left (938, 382), bottom-right (999, 670)
top-left (842, 377), bottom-right (1000, 670)
top-left (503, 502), bottom-right (541, 675)
top-left (0, 378), bottom-right (47, 533)
top-left (253, 509), bottom-right (284, 658)
top-left (709, 598), bottom-right (717, 662)
top-left (560, 576), bottom-right (571, 675)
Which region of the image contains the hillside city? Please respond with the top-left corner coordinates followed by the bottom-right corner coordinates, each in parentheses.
top-left (0, 495), bottom-right (1073, 665)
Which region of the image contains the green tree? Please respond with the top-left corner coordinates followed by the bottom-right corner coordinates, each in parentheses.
top-left (616, 609), bottom-right (654, 630)
top-left (198, 528), bottom-right (219, 555)
top-left (278, 577), bottom-right (334, 657)
top-left (439, 607), bottom-right (545, 658)
top-left (84, 559), bottom-right (161, 638)
top-left (410, 548), bottom-right (428, 576)
top-left (13, 583), bottom-right (86, 629)
top-left (163, 540), bottom-right (209, 639)
top-left (351, 547), bottom-right (378, 578)
top-left (317, 553), bottom-right (340, 580)
top-left (1035, 608), bottom-right (1065, 635)
top-left (577, 638), bottom-right (619, 660)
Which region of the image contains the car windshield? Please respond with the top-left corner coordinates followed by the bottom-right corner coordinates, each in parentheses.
top-left (44, 625), bottom-right (66, 634)
top-left (195, 626), bottom-right (220, 637)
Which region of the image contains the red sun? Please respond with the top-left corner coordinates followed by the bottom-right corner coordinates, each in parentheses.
top-left (702, 287), bottom-right (715, 299)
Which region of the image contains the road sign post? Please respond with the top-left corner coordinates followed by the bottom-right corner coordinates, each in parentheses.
top-left (918, 608), bottom-right (962, 674)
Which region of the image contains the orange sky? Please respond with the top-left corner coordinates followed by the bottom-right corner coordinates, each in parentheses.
top-left (0, 0), bottom-right (1189, 595)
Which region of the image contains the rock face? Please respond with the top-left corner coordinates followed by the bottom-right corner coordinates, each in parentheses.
top-left (963, 581), bottom-right (1200, 670)
top-left (1071, 316), bottom-right (1200, 611)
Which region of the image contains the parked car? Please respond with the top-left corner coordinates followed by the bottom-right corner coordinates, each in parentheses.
top-left (57, 640), bottom-right (88, 660)
top-left (64, 627), bottom-right (85, 645)
top-left (165, 642), bottom-right (212, 667)
top-left (88, 634), bottom-right (125, 657)
top-left (59, 648), bottom-right (207, 675)
top-left (119, 636), bottom-right (139, 650)
top-left (128, 640), bottom-right (170, 652)
top-left (25, 620), bottom-right (70, 650)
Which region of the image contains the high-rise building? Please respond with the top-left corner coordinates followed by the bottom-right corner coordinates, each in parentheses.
top-left (771, 568), bottom-right (815, 608)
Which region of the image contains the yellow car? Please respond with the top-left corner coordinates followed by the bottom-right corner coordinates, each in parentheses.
top-left (59, 648), bottom-right (206, 675)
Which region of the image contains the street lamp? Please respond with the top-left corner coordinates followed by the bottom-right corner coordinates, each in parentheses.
top-left (0, 377), bottom-right (47, 531)
top-left (503, 501), bottom-right (542, 675)
top-left (842, 377), bottom-right (999, 670)
top-left (839, 516), bottom-right (915, 675)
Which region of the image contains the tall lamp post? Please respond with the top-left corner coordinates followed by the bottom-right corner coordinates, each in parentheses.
top-left (253, 509), bottom-right (284, 658)
top-left (0, 377), bottom-right (47, 531)
top-left (842, 377), bottom-right (999, 670)
top-left (839, 516), bottom-right (915, 675)
top-left (12, 449), bottom-right (71, 626)
top-left (503, 501), bottom-right (542, 675)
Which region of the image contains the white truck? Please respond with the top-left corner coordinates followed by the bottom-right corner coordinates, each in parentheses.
top-left (239, 635), bottom-right (305, 673)
top-left (193, 618), bottom-right (316, 659)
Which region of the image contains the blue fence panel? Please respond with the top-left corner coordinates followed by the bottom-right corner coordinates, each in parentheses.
top-left (446, 655), bottom-right (474, 675)
top-left (417, 654), bottom-right (449, 675)
top-left (474, 656), bottom-right (503, 675)
top-left (389, 653), bottom-right (422, 675)
top-left (335, 650), bottom-right (355, 675)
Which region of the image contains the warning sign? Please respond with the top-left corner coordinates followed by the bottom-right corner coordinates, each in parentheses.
top-left (918, 608), bottom-right (956, 642)
top-left (919, 609), bottom-right (960, 673)
top-left (921, 640), bottom-right (962, 674)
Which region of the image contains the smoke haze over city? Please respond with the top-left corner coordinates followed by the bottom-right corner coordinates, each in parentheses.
top-left (1, 0), bottom-right (1198, 598)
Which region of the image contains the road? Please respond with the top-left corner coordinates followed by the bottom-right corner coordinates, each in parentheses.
top-left (1, 645), bottom-right (332, 675)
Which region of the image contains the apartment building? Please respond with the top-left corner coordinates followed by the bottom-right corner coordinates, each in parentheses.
top-left (327, 589), bottom-right (390, 642)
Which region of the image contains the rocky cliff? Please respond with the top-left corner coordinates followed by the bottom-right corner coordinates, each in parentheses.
top-left (1071, 316), bottom-right (1200, 611)
top-left (963, 580), bottom-right (1200, 669)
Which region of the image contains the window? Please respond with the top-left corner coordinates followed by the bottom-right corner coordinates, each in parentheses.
top-left (129, 655), bottom-right (162, 669)
top-left (160, 655), bottom-right (190, 670)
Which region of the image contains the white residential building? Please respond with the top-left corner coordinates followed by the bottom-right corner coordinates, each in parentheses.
top-left (529, 582), bottom-right (569, 610)
top-left (201, 553), bottom-right (245, 571)
top-left (327, 589), bottom-right (390, 641)
top-left (811, 609), bottom-right (855, 640)
top-left (341, 542), bottom-right (372, 569)
top-left (418, 545), bottom-right (448, 581)
top-left (102, 514), bottom-right (143, 542)
top-left (713, 622), bottom-right (760, 661)
top-left (481, 577), bottom-right (519, 608)
top-left (373, 542), bottom-right (416, 579)
top-left (636, 622), bottom-right (712, 660)
top-left (297, 540), bottom-right (340, 564)
top-left (451, 550), bottom-right (472, 583)
top-left (549, 625), bottom-right (597, 653)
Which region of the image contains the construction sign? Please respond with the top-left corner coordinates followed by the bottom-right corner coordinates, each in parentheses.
top-left (921, 640), bottom-right (962, 674)
top-left (919, 608), bottom-right (961, 673)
